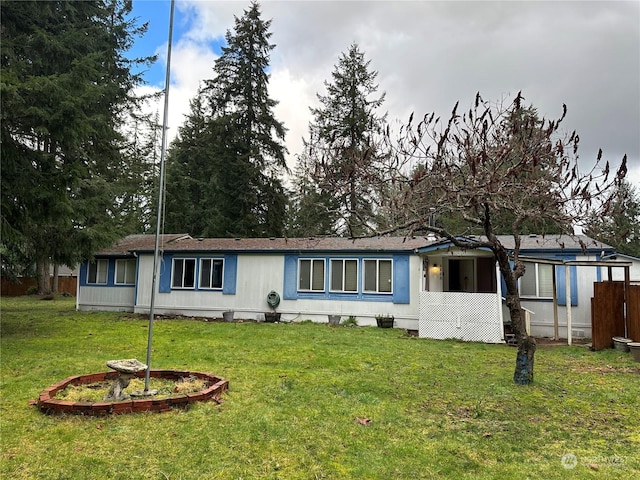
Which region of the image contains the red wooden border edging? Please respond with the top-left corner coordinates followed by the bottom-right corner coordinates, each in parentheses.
top-left (33, 370), bottom-right (228, 416)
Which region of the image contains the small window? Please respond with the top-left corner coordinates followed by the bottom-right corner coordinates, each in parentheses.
top-left (115, 259), bottom-right (136, 285)
top-left (363, 259), bottom-right (392, 293)
top-left (298, 259), bottom-right (325, 291)
top-left (87, 259), bottom-right (108, 284)
top-left (200, 258), bottom-right (224, 289)
top-left (172, 258), bottom-right (196, 289)
top-left (520, 262), bottom-right (553, 298)
top-left (330, 259), bottom-right (358, 292)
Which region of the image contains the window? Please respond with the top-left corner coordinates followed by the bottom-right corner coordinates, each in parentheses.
top-left (115, 259), bottom-right (136, 285)
top-left (199, 258), bottom-right (224, 289)
top-left (330, 259), bottom-right (358, 292)
top-left (363, 259), bottom-right (392, 293)
top-left (520, 262), bottom-right (553, 298)
top-left (87, 259), bottom-right (108, 284)
top-left (172, 258), bottom-right (196, 289)
top-left (298, 259), bottom-right (325, 291)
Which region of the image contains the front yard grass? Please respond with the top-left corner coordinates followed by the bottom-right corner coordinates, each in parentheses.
top-left (1, 296), bottom-right (639, 479)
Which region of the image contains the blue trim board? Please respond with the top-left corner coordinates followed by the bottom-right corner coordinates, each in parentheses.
top-left (158, 253), bottom-right (172, 293)
top-left (281, 253), bottom-right (410, 304)
top-left (222, 254), bottom-right (237, 295)
top-left (283, 254), bottom-right (298, 300)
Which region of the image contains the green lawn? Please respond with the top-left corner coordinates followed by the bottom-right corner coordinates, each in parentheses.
top-left (1, 296), bottom-right (639, 479)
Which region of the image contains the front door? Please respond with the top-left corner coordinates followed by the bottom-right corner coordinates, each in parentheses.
top-left (447, 259), bottom-right (474, 292)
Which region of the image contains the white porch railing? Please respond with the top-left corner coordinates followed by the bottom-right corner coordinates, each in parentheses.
top-left (419, 291), bottom-right (504, 343)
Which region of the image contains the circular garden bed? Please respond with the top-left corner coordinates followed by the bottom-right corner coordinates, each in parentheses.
top-left (33, 370), bottom-right (228, 416)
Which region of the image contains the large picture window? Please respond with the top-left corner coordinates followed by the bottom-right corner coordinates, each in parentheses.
top-left (363, 259), bottom-right (392, 293)
top-left (172, 258), bottom-right (196, 289)
top-left (199, 258), bottom-right (224, 289)
top-left (520, 262), bottom-right (553, 298)
top-left (87, 259), bottom-right (108, 284)
top-left (298, 259), bottom-right (325, 292)
top-left (115, 259), bottom-right (136, 285)
top-left (330, 259), bottom-right (358, 292)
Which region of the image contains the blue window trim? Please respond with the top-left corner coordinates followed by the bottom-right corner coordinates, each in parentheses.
top-left (79, 257), bottom-right (137, 288)
top-left (329, 258), bottom-right (360, 293)
top-left (159, 253), bottom-right (237, 295)
top-left (501, 255), bottom-right (578, 306)
top-left (283, 254), bottom-right (410, 304)
top-left (555, 255), bottom-right (578, 306)
top-left (362, 258), bottom-right (394, 295)
top-left (114, 258), bottom-right (137, 286)
top-left (297, 257), bottom-right (327, 292)
top-left (171, 257), bottom-right (198, 289)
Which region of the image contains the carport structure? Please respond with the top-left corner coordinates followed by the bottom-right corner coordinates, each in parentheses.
top-left (519, 256), bottom-right (634, 346)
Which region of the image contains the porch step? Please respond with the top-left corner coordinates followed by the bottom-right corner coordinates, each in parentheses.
top-left (505, 334), bottom-right (517, 345)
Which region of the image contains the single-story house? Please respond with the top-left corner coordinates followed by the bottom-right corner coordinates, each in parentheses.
top-left (76, 233), bottom-right (624, 342)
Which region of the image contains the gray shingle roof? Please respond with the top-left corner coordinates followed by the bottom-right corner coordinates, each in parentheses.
top-left (99, 234), bottom-right (434, 255)
top-left (97, 233), bottom-right (613, 256)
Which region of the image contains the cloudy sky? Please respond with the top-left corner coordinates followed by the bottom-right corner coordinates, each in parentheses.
top-left (129, 0), bottom-right (640, 187)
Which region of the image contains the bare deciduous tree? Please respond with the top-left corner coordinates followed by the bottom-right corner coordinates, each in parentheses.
top-left (383, 92), bottom-right (626, 384)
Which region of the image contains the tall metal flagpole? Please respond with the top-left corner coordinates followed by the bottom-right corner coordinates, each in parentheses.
top-left (145, 0), bottom-right (175, 393)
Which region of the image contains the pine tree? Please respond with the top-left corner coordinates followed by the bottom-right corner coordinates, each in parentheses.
top-left (293, 43), bottom-right (387, 237)
top-left (166, 1), bottom-right (288, 238)
top-left (165, 89), bottom-right (216, 235)
top-left (1, 0), bottom-right (152, 292)
top-left (585, 180), bottom-right (640, 257)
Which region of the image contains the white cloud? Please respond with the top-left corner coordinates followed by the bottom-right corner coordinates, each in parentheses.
top-left (142, 0), bottom-right (639, 191)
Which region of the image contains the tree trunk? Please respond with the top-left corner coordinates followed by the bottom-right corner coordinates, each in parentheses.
top-left (52, 264), bottom-right (59, 294)
top-left (507, 294), bottom-right (537, 384)
top-left (36, 257), bottom-right (52, 295)
top-left (495, 248), bottom-right (536, 385)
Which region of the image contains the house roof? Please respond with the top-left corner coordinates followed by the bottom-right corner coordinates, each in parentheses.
top-left (98, 234), bottom-right (434, 256)
top-left (418, 234), bottom-right (614, 255)
top-left (98, 234), bottom-right (191, 256)
top-left (499, 234), bottom-right (613, 252)
top-left (97, 233), bottom-right (614, 257)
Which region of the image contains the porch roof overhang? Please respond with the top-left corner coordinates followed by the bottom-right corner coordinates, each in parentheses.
top-left (516, 256), bottom-right (632, 268)
top-left (415, 242), bottom-right (492, 255)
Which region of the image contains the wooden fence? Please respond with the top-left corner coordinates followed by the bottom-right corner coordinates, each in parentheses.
top-left (0, 277), bottom-right (77, 296)
top-left (591, 281), bottom-right (640, 350)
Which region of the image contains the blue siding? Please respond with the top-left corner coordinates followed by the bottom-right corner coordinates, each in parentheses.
top-left (158, 254), bottom-right (173, 293)
top-left (555, 264), bottom-right (578, 306)
top-left (79, 258), bottom-right (130, 287)
top-left (392, 254), bottom-right (410, 304)
top-left (280, 254), bottom-right (402, 303)
top-left (222, 254), bottom-right (237, 295)
top-left (79, 261), bottom-right (89, 286)
top-left (283, 255), bottom-right (298, 300)
top-left (107, 259), bottom-right (115, 285)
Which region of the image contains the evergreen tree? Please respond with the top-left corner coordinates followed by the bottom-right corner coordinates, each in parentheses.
top-left (165, 89), bottom-right (215, 235)
top-left (1, 0), bottom-right (152, 292)
top-left (166, 1), bottom-right (288, 238)
top-left (293, 43), bottom-right (387, 237)
top-left (585, 180), bottom-right (640, 257)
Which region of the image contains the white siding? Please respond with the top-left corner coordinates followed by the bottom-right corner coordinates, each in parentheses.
top-left (77, 286), bottom-right (135, 312)
top-left (602, 258), bottom-right (640, 284)
top-left (133, 253), bottom-right (423, 329)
